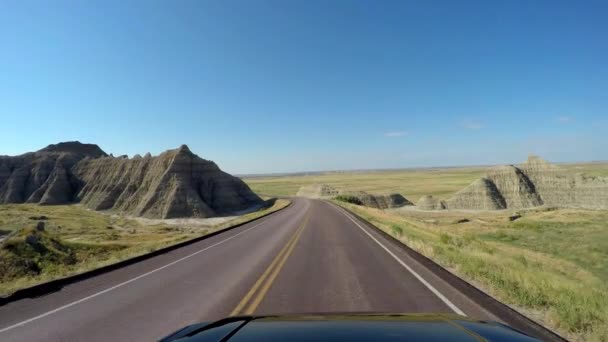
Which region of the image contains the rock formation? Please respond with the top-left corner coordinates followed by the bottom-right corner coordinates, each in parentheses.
top-left (446, 164), bottom-right (542, 210)
top-left (520, 156), bottom-right (608, 209)
top-left (485, 165), bottom-right (542, 208)
top-left (0, 142), bottom-right (263, 218)
top-left (374, 193), bottom-right (413, 209)
top-left (0, 142), bottom-right (105, 204)
top-left (339, 191), bottom-right (413, 209)
top-left (445, 155), bottom-right (608, 210)
top-left (416, 195), bottom-right (446, 210)
top-left (445, 178), bottom-right (506, 210)
top-left (297, 184), bottom-right (412, 209)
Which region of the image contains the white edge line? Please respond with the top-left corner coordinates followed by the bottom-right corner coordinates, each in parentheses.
top-left (331, 203), bottom-right (466, 316)
top-left (0, 215), bottom-right (279, 334)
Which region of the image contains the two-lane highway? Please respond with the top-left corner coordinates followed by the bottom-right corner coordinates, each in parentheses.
top-left (0, 198), bottom-right (526, 341)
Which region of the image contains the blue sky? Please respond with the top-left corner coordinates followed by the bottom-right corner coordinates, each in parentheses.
top-left (1, 0), bottom-right (607, 174)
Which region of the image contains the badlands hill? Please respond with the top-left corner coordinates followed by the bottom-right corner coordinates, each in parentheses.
top-left (0, 142), bottom-right (262, 218)
top-left (416, 195), bottom-right (447, 210)
top-left (340, 191), bottom-right (413, 209)
top-left (443, 156), bottom-right (608, 210)
top-left (296, 184), bottom-right (412, 209)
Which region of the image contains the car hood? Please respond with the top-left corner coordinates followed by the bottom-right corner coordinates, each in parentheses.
top-left (160, 313), bottom-right (541, 341)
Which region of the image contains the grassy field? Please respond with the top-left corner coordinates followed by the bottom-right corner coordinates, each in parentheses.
top-left (0, 199), bottom-right (290, 296)
top-left (335, 203), bottom-right (608, 341)
top-left (245, 167), bottom-right (486, 200)
top-left (561, 162), bottom-right (608, 177)
top-left (243, 162), bottom-right (608, 200)
top-left (245, 161), bottom-right (608, 341)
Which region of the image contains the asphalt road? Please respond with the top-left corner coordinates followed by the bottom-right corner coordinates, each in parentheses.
top-left (0, 198), bottom-right (551, 341)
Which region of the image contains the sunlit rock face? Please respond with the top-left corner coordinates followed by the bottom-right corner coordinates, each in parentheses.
top-left (445, 156), bottom-right (608, 210)
top-left (0, 142), bottom-right (263, 219)
top-left (416, 195), bottom-right (446, 210)
top-left (297, 183), bottom-right (412, 209)
top-left (339, 191), bottom-right (413, 209)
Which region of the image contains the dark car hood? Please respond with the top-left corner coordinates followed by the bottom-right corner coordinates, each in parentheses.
top-left (160, 313), bottom-right (541, 341)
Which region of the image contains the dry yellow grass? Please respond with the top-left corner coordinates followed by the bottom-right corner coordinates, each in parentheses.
top-left (244, 161), bottom-right (608, 201)
top-left (335, 202), bottom-right (608, 342)
top-left (0, 199), bottom-right (290, 296)
top-left (245, 167), bottom-right (486, 200)
top-left (246, 161), bottom-right (608, 341)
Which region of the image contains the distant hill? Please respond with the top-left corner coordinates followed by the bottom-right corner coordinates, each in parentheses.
top-left (0, 142), bottom-right (262, 218)
top-left (38, 141), bottom-right (108, 158)
top-left (442, 156), bottom-right (608, 210)
top-left (296, 183), bottom-right (413, 209)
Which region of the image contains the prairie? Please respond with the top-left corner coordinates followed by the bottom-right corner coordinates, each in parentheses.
top-left (335, 203), bottom-right (608, 341)
top-left (245, 167), bottom-right (485, 199)
top-left (244, 162), bottom-right (608, 341)
top-left (0, 199), bottom-right (289, 296)
top-left (243, 162), bottom-right (608, 200)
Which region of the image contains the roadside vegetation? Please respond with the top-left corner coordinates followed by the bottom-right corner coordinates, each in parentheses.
top-left (334, 194), bottom-right (363, 205)
top-left (333, 202), bottom-right (608, 342)
top-left (0, 199), bottom-right (289, 296)
top-left (246, 161), bottom-right (608, 341)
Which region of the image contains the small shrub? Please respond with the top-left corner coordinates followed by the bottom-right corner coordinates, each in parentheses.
top-left (490, 231), bottom-right (520, 242)
top-left (391, 224), bottom-right (403, 237)
top-left (515, 255), bottom-right (528, 266)
top-left (462, 234), bottom-right (476, 244)
top-left (452, 237), bottom-right (465, 247)
top-left (480, 244), bottom-right (495, 255)
top-left (106, 232), bottom-right (120, 240)
top-left (433, 245), bottom-right (445, 255)
top-left (334, 195), bottom-right (363, 205)
top-left (439, 233), bottom-right (452, 244)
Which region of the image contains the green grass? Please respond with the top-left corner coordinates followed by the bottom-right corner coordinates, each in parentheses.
top-left (244, 168), bottom-right (486, 200)
top-left (335, 194), bottom-right (363, 205)
top-left (390, 224), bottom-right (403, 237)
top-left (0, 199), bottom-right (290, 296)
top-left (561, 162), bottom-right (608, 177)
top-left (480, 211), bottom-right (608, 283)
top-left (247, 161), bottom-right (608, 340)
top-left (334, 202), bottom-right (608, 342)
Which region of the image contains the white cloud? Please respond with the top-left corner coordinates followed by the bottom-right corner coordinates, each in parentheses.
top-left (384, 131), bottom-right (408, 137)
top-left (461, 120), bottom-right (483, 129)
top-left (556, 116), bottom-right (573, 123)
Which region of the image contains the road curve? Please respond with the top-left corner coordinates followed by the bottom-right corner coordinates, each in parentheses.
top-left (0, 198), bottom-right (549, 341)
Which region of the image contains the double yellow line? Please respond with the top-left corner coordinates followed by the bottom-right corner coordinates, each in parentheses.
top-left (230, 211), bottom-right (310, 316)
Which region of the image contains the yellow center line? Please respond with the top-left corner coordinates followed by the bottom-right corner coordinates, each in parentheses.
top-left (229, 211), bottom-right (310, 316)
top-left (243, 214), bottom-right (309, 314)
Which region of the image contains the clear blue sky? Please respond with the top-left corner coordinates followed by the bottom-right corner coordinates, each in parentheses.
top-left (1, 0), bottom-right (607, 174)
